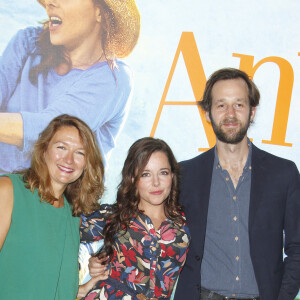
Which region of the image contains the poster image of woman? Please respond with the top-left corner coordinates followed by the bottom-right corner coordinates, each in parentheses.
top-left (0, 0), bottom-right (140, 174)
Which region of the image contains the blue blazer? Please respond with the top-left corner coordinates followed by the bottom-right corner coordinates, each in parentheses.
top-left (174, 145), bottom-right (300, 300)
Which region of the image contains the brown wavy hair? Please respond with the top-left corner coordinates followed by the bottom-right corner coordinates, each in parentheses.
top-left (199, 68), bottom-right (260, 113)
top-left (29, 0), bottom-right (115, 84)
top-left (98, 137), bottom-right (184, 260)
top-left (20, 114), bottom-right (104, 216)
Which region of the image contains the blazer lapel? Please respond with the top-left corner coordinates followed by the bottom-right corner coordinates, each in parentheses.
top-left (197, 148), bottom-right (214, 224)
top-left (249, 145), bottom-right (268, 231)
top-left (192, 148), bottom-right (215, 251)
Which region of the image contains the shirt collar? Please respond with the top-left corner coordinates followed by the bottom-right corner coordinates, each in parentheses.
top-left (213, 138), bottom-right (252, 171)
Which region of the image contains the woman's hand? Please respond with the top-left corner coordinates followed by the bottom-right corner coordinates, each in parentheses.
top-left (89, 256), bottom-right (109, 277)
top-left (77, 274), bottom-right (108, 299)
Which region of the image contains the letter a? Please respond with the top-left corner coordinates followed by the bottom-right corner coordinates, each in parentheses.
top-left (150, 32), bottom-right (215, 151)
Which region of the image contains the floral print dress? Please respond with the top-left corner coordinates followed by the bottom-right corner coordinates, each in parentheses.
top-left (80, 204), bottom-right (191, 300)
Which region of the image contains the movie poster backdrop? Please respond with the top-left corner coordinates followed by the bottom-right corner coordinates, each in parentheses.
top-left (1, 0), bottom-right (299, 297)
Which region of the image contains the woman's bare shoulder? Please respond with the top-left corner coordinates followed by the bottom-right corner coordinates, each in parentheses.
top-left (0, 176), bottom-right (13, 200)
top-left (0, 176), bottom-right (14, 250)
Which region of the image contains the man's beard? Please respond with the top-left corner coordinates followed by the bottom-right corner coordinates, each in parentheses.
top-left (209, 111), bottom-right (252, 144)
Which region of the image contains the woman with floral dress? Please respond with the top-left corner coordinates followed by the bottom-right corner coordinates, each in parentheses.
top-left (78, 137), bottom-right (191, 300)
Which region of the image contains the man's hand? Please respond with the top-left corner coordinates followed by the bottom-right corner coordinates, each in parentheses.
top-left (89, 256), bottom-right (109, 277)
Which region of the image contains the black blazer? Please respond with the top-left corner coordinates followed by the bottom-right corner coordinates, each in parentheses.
top-left (174, 145), bottom-right (300, 300)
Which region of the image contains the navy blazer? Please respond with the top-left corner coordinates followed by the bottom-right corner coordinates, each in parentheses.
top-left (174, 145), bottom-right (300, 300)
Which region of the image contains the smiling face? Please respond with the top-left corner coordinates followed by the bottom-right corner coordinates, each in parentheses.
top-left (44, 126), bottom-right (86, 195)
top-left (45, 0), bottom-right (102, 52)
top-left (206, 78), bottom-right (256, 144)
top-left (137, 151), bottom-right (173, 212)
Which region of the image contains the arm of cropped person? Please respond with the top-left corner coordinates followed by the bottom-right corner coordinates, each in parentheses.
top-left (0, 177), bottom-right (14, 250)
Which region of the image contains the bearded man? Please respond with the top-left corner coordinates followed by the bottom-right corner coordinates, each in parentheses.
top-left (174, 68), bottom-right (300, 300)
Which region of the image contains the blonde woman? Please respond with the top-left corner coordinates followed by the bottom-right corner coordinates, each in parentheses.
top-left (0, 115), bottom-right (106, 299)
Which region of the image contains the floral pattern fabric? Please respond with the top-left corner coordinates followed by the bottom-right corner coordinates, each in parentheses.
top-left (80, 204), bottom-right (191, 299)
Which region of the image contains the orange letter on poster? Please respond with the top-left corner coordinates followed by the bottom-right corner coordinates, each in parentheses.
top-left (234, 53), bottom-right (293, 147)
top-left (150, 32), bottom-right (215, 151)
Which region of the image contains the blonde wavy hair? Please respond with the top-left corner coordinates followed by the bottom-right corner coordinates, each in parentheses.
top-left (21, 114), bottom-right (104, 216)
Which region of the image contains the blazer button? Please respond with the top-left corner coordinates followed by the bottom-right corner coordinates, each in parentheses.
top-left (196, 284), bottom-right (200, 290)
top-left (195, 255), bottom-right (201, 261)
